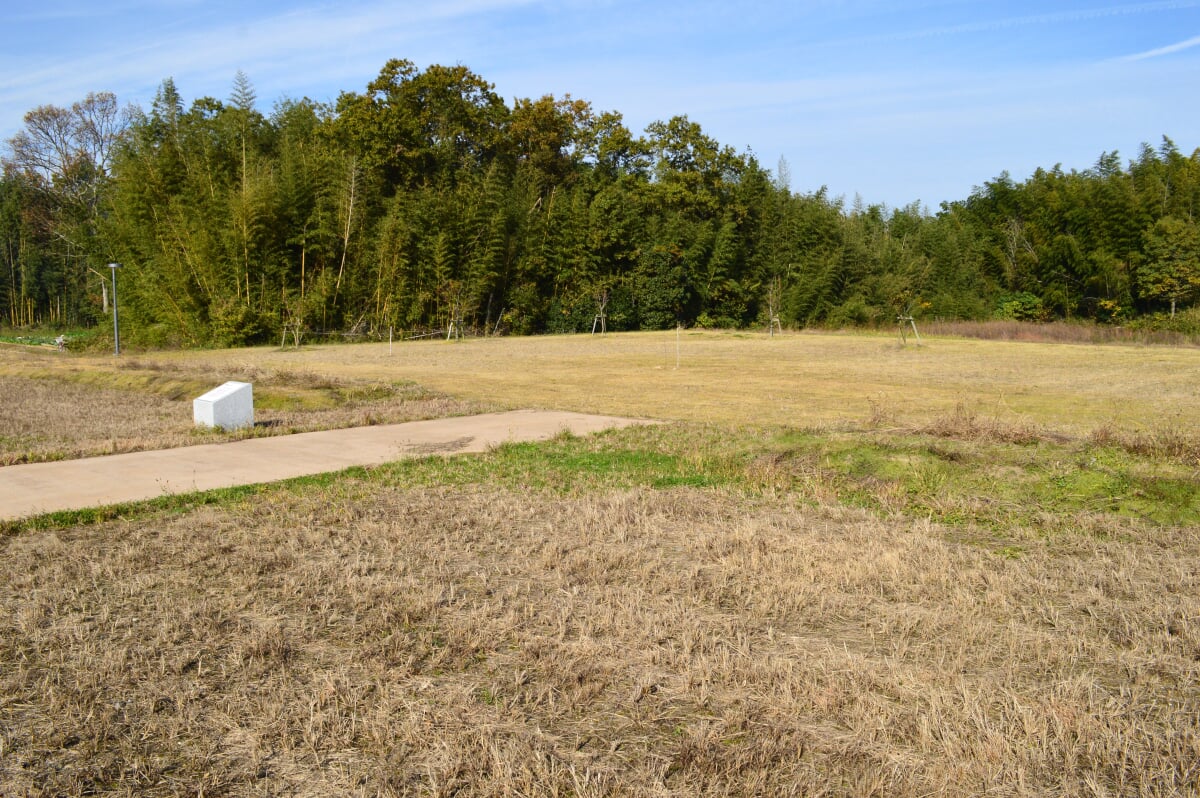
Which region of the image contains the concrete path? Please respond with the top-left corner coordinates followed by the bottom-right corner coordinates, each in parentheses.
top-left (0, 410), bottom-right (651, 521)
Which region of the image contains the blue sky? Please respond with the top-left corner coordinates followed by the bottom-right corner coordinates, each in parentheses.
top-left (3, 0), bottom-right (1198, 209)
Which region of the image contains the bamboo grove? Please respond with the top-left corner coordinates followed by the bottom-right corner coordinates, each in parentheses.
top-left (2, 62), bottom-right (1199, 345)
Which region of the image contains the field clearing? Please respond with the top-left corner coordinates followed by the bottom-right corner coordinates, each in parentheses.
top-left (150, 330), bottom-right (1200, 434)
top-left (2, 331), bottom-right (1199, 795)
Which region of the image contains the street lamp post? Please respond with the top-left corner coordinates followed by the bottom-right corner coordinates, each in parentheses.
top-left (108, 262), bottom-right (121, 356)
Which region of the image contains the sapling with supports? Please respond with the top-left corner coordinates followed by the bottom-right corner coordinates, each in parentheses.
top-left (592, 289), bottom-right (609, 335)
top-left (897, 299), bottom-right (923, 345)
top-left (764, 275), bottom-right (783, 337)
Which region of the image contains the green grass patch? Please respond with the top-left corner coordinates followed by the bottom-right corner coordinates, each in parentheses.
top-left (0, 327), bottom-right (100, 349)
top-left (371, 431), bottom-right (728, 494)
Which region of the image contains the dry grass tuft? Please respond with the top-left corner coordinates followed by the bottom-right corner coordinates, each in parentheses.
top-left (2, 480), bottom-right (1198, 795)
top-left (918, 402), bottom-right (1049, 445)
top-left (1089, 422), bottom-right (1200, 467)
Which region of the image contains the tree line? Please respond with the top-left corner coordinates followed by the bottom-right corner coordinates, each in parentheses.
top-left (3, 61), bottom-right (1198, 346)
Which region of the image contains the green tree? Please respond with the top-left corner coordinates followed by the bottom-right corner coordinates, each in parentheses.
top-left (333, 60), bottom-right (509, 191)
top-left (272, 97), bottom-right (344, 335)
top-left (3, 91), bottom-right (127, 326)
top-left (0, 175), bottom-right (33, 325)
top-left (509, 94), bottom-right (592, 193)
top-left (1139, 216), bottom-right (1200, 317)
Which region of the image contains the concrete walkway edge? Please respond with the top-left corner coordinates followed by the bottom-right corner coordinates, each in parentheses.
top-left (0, 410), bottom-right (653, 521)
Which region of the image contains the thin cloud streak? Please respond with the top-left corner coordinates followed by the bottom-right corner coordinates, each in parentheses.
top-left (1122, 32), bottom-right (1200, 59)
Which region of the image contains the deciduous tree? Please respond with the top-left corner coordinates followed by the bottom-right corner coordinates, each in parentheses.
top-left (1139, 216), bottom-right (1200, 317)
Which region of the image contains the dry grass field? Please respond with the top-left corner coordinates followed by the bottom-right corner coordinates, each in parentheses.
top-left (0, 346), bottom-right (491, 464)
top-left (152, 329), bottom-right (1200, 433)
top-left (2, 330), bottom-right (1199, 796)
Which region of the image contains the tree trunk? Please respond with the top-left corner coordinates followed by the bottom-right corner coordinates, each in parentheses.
top-left (333, 157), bottom-right (358, 310)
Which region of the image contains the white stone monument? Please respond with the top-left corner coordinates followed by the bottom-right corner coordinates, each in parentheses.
top-left (194, 381), bottom-right (254, 431)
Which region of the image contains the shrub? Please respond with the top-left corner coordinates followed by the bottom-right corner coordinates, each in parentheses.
top-left (1127, 307), bottom-right (1200, 337)
top-left (995, 292), bottom-right (1045, 321)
